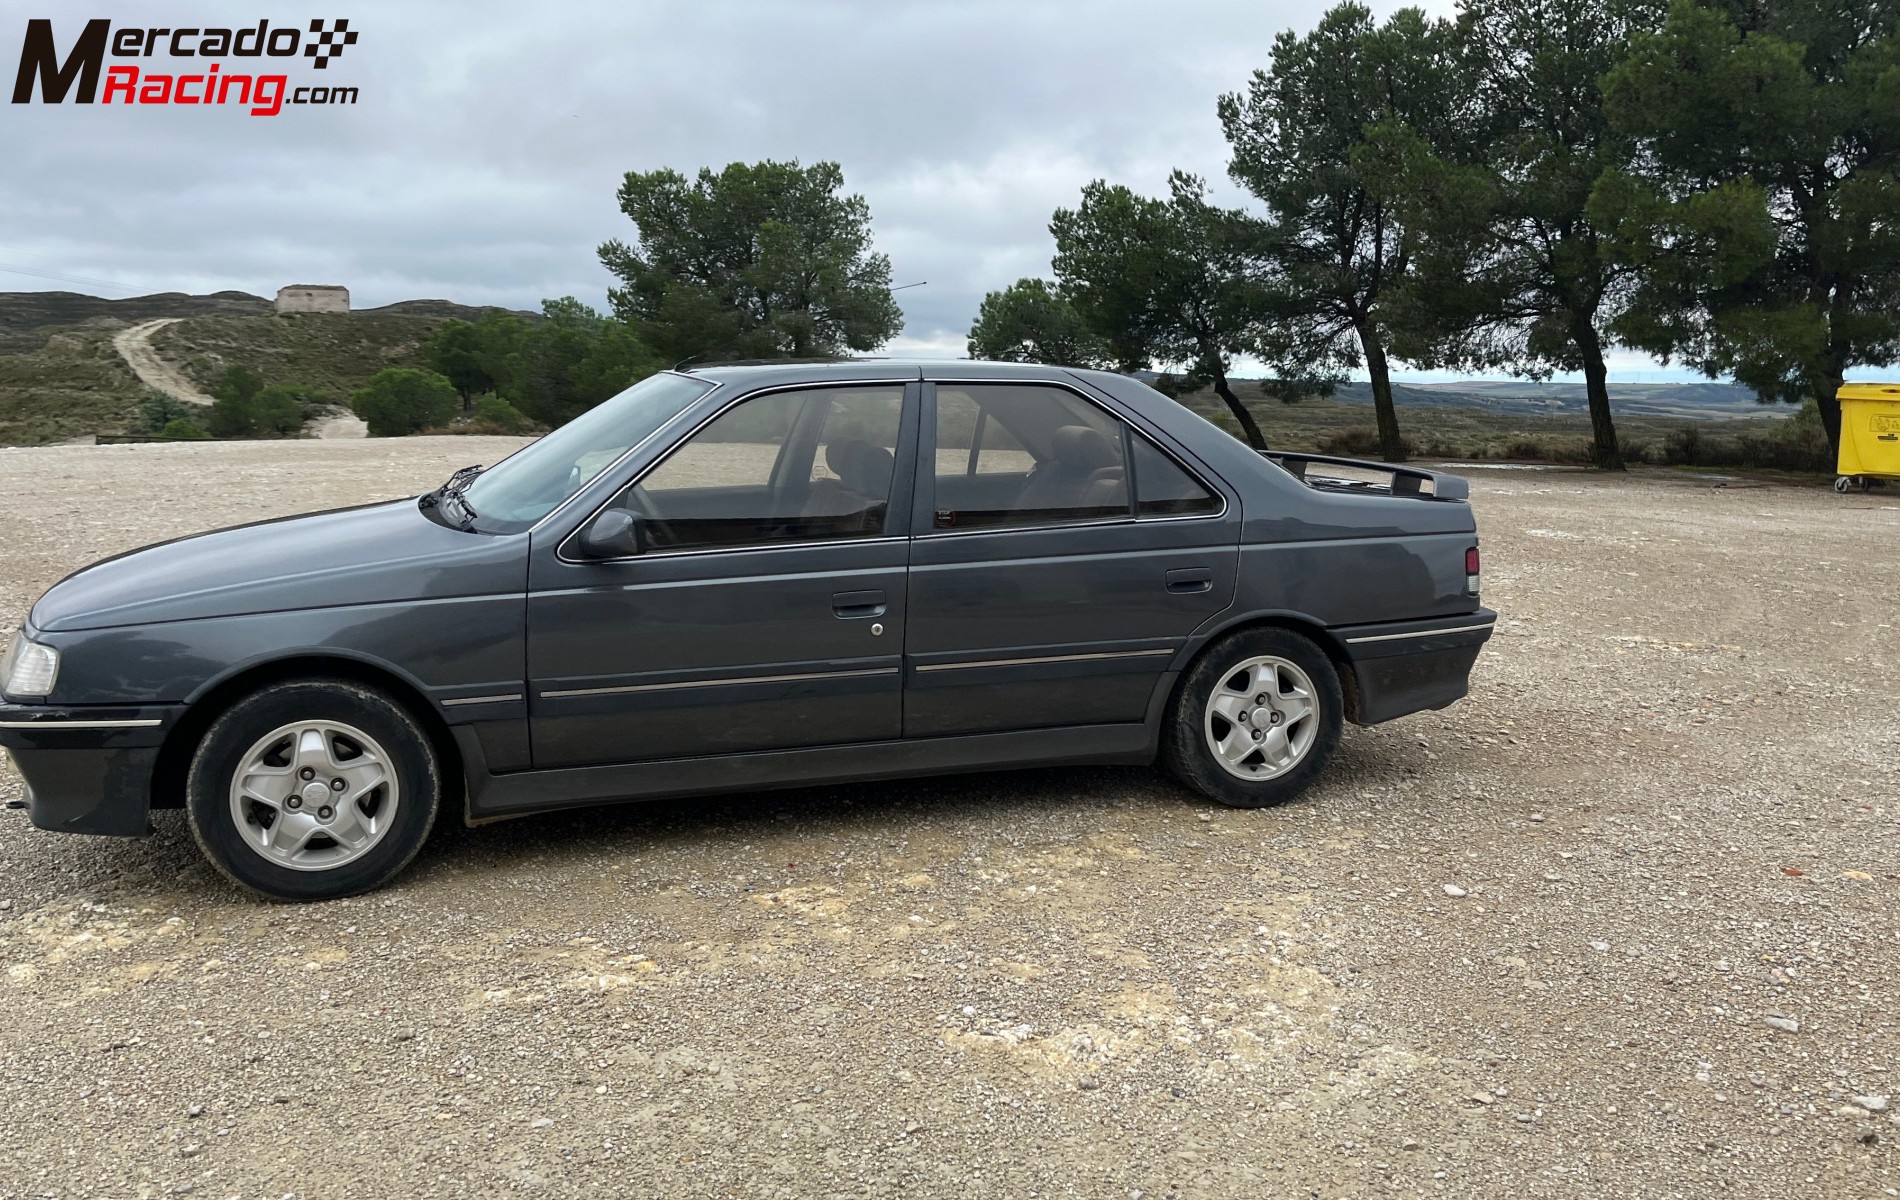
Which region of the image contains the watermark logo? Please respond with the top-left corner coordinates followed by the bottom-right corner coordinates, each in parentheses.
top-left (303, 19), bottom-right (356, 69)
top-left (11, 18), bottom-right (361, 116)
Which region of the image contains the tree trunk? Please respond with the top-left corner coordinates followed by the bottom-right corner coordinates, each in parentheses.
top-left (1574, 322), bottom-right (1624, 471)
top-left (1816, 371), bottom-right (1844, 459)
top-left (1210, 362), bottom-right (1268, 451)
top-left (1357, 325), bottom-right (1405, 462)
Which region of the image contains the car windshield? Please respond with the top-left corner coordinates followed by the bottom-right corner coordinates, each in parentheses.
top-left (457, 372), bottom-right (716, 532)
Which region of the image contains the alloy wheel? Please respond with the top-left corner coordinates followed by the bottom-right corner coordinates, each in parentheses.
top-left (1202, 655), bottom-right (1321, 781)
top-left (227, 720), bottom-right (401, 871)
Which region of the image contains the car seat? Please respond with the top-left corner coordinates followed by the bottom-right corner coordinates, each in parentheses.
top-left (803, 437), bottom-right (894, 532)
top-left (1014, 425), bottom-right (1127, 516)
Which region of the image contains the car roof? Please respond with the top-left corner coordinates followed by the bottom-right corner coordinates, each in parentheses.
top-left (679, 359), bottom-right (1092, 388)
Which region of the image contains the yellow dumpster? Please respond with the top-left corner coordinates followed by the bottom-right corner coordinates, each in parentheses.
top-left (1835, 383), bottom-right (1900, 493)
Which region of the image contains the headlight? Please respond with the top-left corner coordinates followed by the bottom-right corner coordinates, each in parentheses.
top-left (1, 631), bottom-right (59, 698)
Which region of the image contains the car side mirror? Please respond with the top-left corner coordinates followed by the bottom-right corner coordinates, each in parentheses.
top-left (576, 509), bottom-right (644, 559)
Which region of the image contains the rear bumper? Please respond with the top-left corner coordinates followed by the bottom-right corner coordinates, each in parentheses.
top-left (1333, 609), bottom-right (1495, 725)
top-left (0, 704), bottom-right (183, 837)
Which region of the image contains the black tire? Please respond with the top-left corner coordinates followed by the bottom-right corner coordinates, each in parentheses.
top-left (186, 679), bottom-right (442, 901)
top-left (1162, 627), bottom-right (1344, 809)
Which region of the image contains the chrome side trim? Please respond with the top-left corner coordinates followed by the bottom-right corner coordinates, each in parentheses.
top-left (913, 648), bottom-right (1175, 674)
top-left (440, 693), bottom-right (525, 708)
top-left (541, 666), bottom-right (898, 700)
top-left (914, 511), bottom-right (1219, 542)
top-left (1344, 621), bottom-right (1497, 645)
top-left (570, 534), bottom-right (904, 567)
top-left (0, 718), bottom-right (163, 729)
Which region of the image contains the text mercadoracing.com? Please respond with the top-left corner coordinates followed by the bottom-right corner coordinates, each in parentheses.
top-left (11, 18), bottom-right (360, 117)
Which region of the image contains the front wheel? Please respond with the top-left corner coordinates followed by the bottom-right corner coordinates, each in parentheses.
top-left (1162, 628), bottom-right (1344, 809)
top-left (186, 679), bottom-right (442, 901)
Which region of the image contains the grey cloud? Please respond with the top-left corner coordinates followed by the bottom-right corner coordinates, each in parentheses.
top-left (0, 0), bottom-right (1447, 350)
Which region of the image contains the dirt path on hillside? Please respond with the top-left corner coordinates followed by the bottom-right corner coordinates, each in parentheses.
top-left (111, 317), bottom-right (370, 438)
top-left (111, 317), bottom-right (213, 406)
top-left (0, 444), bottom-right (1895, 1197)
top-left (308, 408), bottom-right (368, 438)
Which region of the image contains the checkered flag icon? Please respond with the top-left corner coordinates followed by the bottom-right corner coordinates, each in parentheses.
top-left (305, 19), bottom-right (358, 69)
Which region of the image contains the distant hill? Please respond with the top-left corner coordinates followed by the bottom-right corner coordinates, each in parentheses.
top-left (1324, 378), bottom-right (1777, 418)
top-left (361, 298), bottom-right (537, 321)
top-left (151, 312), bottom-right (449, 403)
top-left (0, 289), bottom-right (537, 445)
top-left (0, 290), bottom-right (271, 352)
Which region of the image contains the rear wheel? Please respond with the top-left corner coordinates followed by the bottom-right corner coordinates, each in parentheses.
top-left (186, 679), bottom-right (441, 901)
top-left (1163, 628), bottom-right (1344, 809)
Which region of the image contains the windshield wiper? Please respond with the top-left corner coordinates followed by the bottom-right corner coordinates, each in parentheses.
top-left (421, 464), bottom-right (484, 530)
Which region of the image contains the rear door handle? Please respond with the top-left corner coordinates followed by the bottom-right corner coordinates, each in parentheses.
top-left (833, 589), bottom-right (887, 619)
top-left (1165, 568), bottom-right (1213, 594)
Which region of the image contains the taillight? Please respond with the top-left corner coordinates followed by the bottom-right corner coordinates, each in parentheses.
top-left (1466, 546), bottom-right (1481, 594)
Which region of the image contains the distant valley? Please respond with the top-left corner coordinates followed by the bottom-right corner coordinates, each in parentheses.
top-left (1321, 379), bottom-right (1777, 419)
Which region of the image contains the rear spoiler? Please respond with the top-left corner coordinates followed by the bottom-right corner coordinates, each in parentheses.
top-left (1261, 451), bottom-right (1470, 502)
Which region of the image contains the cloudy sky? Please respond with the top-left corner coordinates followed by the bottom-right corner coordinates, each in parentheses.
top-left (0, 0), bottom-right (1749, 382)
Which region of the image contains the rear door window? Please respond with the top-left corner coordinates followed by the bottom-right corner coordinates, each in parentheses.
top-left (931, 384), bottom-right (1131, 530)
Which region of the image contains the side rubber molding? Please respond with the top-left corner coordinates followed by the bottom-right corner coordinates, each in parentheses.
top-left (455, 722), bottom-right (1157, 823)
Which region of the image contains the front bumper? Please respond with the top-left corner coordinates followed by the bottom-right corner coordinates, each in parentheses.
top-left (1333, 608), bottom-right (1496, 725)
top-left (0, 704), bottom-right (184, 837)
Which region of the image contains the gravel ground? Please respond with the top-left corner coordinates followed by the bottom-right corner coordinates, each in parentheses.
top-left (0, 438), bottom-right (1896, 1199)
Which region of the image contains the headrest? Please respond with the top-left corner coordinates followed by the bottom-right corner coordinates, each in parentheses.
top-left (1051, 425), bottom-right (1119, 470)
top-left (826, 437), bottom-right (892, 491)
top-left (825, 437), bottom-right (870, 478)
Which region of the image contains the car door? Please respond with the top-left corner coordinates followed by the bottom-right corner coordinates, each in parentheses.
top-left (903, 377), bottom-right (1241, 738)
top-left (526, 380), bottom-right (919, 769)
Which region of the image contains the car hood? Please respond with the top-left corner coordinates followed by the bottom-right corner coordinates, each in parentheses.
top-left (31, 499), bottom-right (526, 634)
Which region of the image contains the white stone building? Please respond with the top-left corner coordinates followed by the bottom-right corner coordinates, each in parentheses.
top-left (275, 284), bottom-right (349, 314)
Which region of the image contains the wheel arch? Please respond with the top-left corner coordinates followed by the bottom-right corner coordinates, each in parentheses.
top-left (1171, 610), bottom-right (1361, 725)
top-left (151, 654), bottom-right (464, 811)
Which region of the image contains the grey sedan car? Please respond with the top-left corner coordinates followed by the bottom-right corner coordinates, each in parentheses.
top-left (0, 361), bottom-right (1494, 899)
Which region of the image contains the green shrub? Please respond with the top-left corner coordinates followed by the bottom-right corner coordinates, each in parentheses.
top-left (470, 395), bottom-right (533, 434)
top-left (1660, 405), bottom-right (1831, 473)
top-left (205, 383), bottom-right (305, 438)
top-left (1319, 427), bottom-right (1375, 457)
top-left (137, 391), bottom-right (196, 434)
top-left (1663, 426), bottom-right (1703, 465)
top-left (158, 417), bottom-right (210, 440)
top-left (1318, 426), bottom-right (1419, 460)
top-left (210, 363), bottom-right (264, 405)
top-left (351, 368), bottom-right (458, 437)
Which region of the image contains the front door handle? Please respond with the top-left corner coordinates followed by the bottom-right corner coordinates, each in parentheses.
top-left (833, 589), bottom-right (887, 619)
top-left (1165, 568), bottom-right (1213, 594)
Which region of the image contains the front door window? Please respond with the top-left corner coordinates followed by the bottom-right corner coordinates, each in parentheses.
top-left (629, 385), bottom-right (905, 552)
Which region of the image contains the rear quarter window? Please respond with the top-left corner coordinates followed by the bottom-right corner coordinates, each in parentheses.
top-left (1133, 436), bottom-right (1220, 516)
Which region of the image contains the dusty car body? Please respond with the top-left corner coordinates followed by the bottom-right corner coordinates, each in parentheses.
top-left (0, 361), bottom-right (1494, 898)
